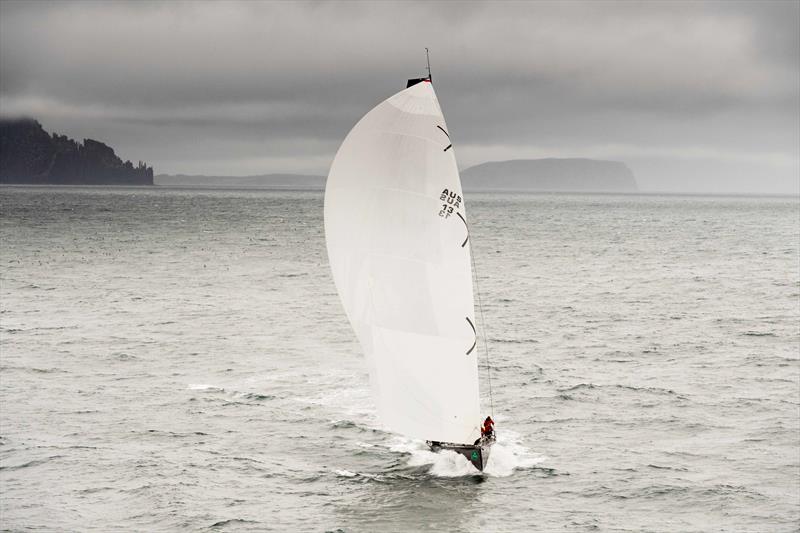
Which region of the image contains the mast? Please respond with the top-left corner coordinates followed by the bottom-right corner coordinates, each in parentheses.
top-left (425, 47), bottom-right (432, 81)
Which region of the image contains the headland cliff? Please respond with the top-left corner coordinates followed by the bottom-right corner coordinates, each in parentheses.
top-left (0, 118), bottom-right (153, 185)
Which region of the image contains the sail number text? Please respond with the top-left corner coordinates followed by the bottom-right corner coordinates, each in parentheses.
top-left (438, 189), bottom-right (461, 218)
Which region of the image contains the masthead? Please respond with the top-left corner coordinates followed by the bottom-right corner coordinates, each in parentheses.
top-left (425, 48), bottom-right (432, 81)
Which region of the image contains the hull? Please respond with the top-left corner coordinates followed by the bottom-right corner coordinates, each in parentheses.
top-left (427, 435), bottom-right (495, 471)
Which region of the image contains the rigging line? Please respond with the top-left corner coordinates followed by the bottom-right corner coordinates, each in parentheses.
top-left (467, 219), bottom-right (495, 418)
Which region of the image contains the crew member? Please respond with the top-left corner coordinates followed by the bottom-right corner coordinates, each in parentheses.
top-left (481, 416), bottom-right (495, 438)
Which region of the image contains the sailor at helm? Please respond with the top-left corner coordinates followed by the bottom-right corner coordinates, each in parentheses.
top-left (481, 416), bottom-right (495, 438)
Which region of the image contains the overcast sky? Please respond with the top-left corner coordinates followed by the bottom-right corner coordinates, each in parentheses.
top-left (1, 0), bottom-right (797, 193)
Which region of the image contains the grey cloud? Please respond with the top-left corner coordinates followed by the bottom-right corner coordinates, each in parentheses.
top-left (0, 0), bottom-right (797, 192)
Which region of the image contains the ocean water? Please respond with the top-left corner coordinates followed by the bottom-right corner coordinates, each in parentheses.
top-left (0, 186), bottom-right (798, 532)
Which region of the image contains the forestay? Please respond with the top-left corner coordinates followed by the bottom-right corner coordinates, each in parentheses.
top-left (324, 81), bottom-right (480, 444)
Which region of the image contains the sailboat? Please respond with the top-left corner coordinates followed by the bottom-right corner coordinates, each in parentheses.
top-left (324, 53), bottom-right (495, 471)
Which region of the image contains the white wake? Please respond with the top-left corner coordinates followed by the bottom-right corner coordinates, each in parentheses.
top-left (390, 428), bottom-right (546, 477)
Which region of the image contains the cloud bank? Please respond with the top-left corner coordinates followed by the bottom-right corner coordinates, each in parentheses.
top-left (1, 0), bottom-right (797, 193)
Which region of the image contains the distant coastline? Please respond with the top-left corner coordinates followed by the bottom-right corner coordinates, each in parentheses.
top-left (0, 119), bottom-right (639, 192)
top-left (0, 118), bottom-right (153, 186)
top-left (157, 158), bottom-right (639, 193)
top-left (461, 158), bottom-right (638, 192)
top-left (155, 173), bottom-right (324, 189)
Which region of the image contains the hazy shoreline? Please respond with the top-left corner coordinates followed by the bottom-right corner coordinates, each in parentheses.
top-left (2, 182), bottom-right (797, 199)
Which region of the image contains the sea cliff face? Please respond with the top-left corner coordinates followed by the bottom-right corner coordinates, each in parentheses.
top-left (461, 158), bottom-right (638, 192)
top-left (0, 118), bottom-right (153, 185)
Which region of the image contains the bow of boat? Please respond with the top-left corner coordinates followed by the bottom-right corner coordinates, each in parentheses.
top-left (427, 435), bottom-right (495, 471)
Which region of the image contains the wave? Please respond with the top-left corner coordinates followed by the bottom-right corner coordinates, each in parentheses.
top-left (647, 463), bottom-right (688, 472)
top-left (557, 382), bottom-right (684, 397)
top-left (488, 337), bottom-right (540, 344)
top-left (186, 384), bottom-right (275, 402)
top-left (187, 383), bottom-right (224, 391)
top-left (328, 419), bottom-right (359, 430)
top-left (208, 518), bottom-right (261, 529)
top-left (240, 392), bottom-right (275, 401)
top-left (0, 455), bottom-right (63, 471)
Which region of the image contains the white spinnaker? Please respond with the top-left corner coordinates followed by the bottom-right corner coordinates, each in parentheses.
top-left (324, 81), bottom-right (480, 444)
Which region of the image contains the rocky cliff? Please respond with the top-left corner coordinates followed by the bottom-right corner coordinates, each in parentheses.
top-left (461, 158), bottom-right (638, 192)
top-left (0, 118), bottom-right (153, 185)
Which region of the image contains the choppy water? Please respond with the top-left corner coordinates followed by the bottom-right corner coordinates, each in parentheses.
top-left (1, 186), bottom-right (798, 532)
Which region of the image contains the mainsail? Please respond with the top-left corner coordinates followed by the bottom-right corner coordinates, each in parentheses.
top-left (324, 80), bottom-right (481, 444)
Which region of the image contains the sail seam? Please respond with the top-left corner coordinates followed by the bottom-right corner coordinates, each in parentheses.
top-left (375, 129), bottom-right (447, 146)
